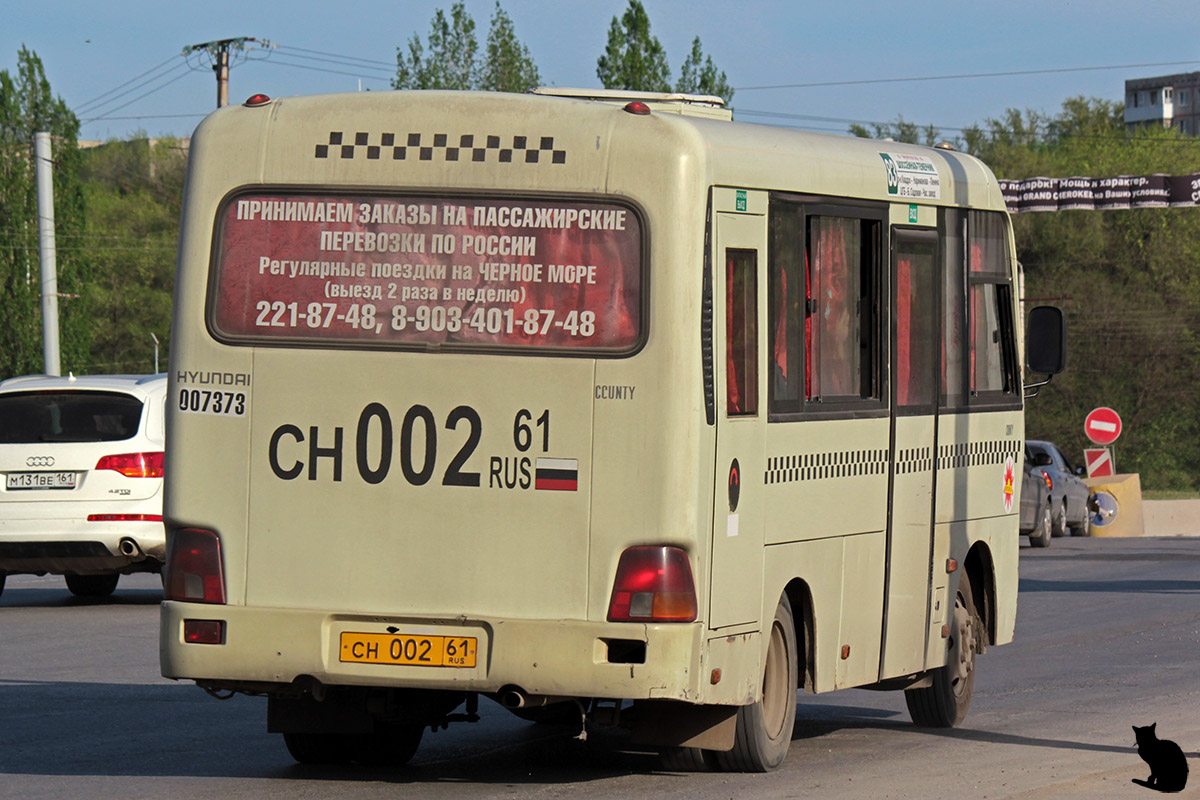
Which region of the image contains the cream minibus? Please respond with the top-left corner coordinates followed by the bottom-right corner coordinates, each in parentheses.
top-left (160, 88), bottom-right (1064, 772)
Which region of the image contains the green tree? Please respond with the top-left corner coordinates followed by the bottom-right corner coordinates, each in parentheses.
top-left (596, 0), bottom-right (671, 92)
top-left (393, 1), bottom-right (478, 90)
top-left (675, 37), bottom-right (733, 102)
top-left (970, 97), bottom-right (1200, 491)
top-left (393, 1), bottom-right (539, 93)
top-left (78, 136), bottom-right (184, 373)
top-left (0, 46), bottom-right (89, 379)
top-left (481, 2), bottom-right (540, 93)
top-left (849, 117), bottom-right (939, 146)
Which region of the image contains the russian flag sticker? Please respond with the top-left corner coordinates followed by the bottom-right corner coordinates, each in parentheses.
top-left (535, 458), bottom-right (578, 491)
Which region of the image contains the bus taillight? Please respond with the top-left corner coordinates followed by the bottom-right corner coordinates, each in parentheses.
top-left (607, 546), bottom-right (697, 622)
top-left (164, 528), bottom-right (226, 604)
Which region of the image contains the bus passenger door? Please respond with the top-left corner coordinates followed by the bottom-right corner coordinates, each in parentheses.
top-left (709, 199), bottom-right (767, 630)
top-left (881, 228), bottom-right (939, 678)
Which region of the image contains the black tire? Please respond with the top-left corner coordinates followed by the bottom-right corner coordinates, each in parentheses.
top-left (713, 595), bottom-right (797, 772)
top-left (658, 745), bottom-right (717, 771)
top-left (1028, 503), bottom-right (1052, 548)
top-left (283, 723), bottom-right (423, 767)
top-left (1069, 507), bottom-right (1091, 537)
top-left (65, 573), bottom-right (119, 598)
top-left (905, 575), bottom-right (979, 727)
top-left (283, 732), bottom-right (354, 765)
top-left (1050, 501), bottom-right (1067, 537)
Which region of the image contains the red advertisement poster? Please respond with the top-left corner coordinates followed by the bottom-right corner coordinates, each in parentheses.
top-left (211, 193), bottom-right (643, 353)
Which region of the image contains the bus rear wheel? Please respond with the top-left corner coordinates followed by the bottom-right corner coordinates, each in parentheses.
top-left (905, 576), bottom-right (978, 727)
top-left (65, 573), bottom-right (119, 598)
top-left (283, 723), bottom-right (424, 766)
top-left (713, 595), bottom-right (797, 772)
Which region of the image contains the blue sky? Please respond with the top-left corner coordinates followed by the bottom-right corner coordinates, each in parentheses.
top-left (5, 0), bottom-right (1200, 143)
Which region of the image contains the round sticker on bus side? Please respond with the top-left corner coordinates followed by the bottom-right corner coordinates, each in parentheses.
top-left (728, 459), bottom-right (740, 513)
top-left (1003, 455), bottom-right (1015, 513)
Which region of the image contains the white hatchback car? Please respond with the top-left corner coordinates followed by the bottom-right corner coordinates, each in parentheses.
top-left (0, 373), bottom-right (167, 599)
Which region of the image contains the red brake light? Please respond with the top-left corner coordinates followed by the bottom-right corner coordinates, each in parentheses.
top-left (95, 451), bottom-right (164, 478)
top-left (608, 546), bottom-right (697, 622)
top-left (87, 513), bottom-right (163, 522)
top-left (183, 619), bottom-right (226, 644)
top-left (165, 528), bottom-right (226, 604)
top-left (1043, 472), bottom-right (1053, 490)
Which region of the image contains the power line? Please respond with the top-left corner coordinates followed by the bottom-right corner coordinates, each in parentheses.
top-left (76, 61), bottom-right (191, 117)
top-left (80, 70), bottom-right (194, 122)
top-left (75, 113), bottom-right (205, 123)
top-left (272, 45), bottom-right (395, 70)
top-left (75, 55), bottom-right (181, 113)
top-left (734, 59), bottom-right (1200, 92)
top-left (254, 57), bottom-right (393, 83)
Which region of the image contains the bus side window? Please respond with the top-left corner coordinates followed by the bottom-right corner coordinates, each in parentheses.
top-left (768, 200), bottom-right (883, 416)
top-left (940, 209), bottom-right (967, 408)
top-left (966, 211), bottom-right (1019, 399)
top-left (769, 203), bottom-right (805, 414)
top-left (808, 215), bottom-right (880, 403)
top-left (726, 248), bottom-right (759, 416)
top-left (894, 233), bottom-right (937, 409)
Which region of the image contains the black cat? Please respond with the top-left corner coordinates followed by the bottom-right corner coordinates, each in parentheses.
top-left (1132, 723), bottom-right (1188, 793)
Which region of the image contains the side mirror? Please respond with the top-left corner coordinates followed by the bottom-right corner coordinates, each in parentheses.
top-left (1075, 466), bottom-right (1086, 476)
top-left (1026, 306), bottom-right (1066, 375)
top-left (1024, 306), bottom-right (1066, 398)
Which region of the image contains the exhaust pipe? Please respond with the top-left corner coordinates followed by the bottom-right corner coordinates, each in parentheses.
top-left (497, 686), bottom-right (571, 709)
top-left (118, 537), bottom-right (141, 557)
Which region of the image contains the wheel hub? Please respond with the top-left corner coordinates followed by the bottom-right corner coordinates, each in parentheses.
top-left (947, 591), bottom-right (975, 695)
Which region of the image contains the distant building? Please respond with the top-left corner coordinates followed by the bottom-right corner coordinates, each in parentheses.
top-left (1125, 73), bottom-right (1200, 134)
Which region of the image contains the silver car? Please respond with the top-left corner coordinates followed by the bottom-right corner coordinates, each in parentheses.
top-left (0, 374), bottom-right (167, 598)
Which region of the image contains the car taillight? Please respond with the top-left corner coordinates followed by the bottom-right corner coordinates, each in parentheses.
top-left (95, 451), bottom-right (164, 478)
top-left (1043, 472), bottom-right (1053, 490)
top-left (164, 528), bottom-right (226, 604)
top-left (607, 546), bottom-right (697, 622)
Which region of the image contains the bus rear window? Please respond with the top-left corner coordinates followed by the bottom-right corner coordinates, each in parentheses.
top-left (210, 193), bottom-right (644, 354)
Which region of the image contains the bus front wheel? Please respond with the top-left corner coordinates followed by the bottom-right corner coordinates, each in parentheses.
top-left (713, 594), bottom-right (798, 772)
top-left (905, 575), bottom-right (978, 727)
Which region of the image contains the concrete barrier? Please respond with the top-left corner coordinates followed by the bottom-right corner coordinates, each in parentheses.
top-left (1142, 499), bottom-right (1200, 537)
top-left (1083, 474), bottom-right (1144, 537)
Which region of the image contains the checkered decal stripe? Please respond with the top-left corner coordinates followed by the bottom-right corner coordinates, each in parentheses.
top-left (895, 447), bottom-right (934, 476)
top-left (315, 131), bottom-right (567, 164)
top-left (938, 441), bottom-right (1021, 469)
top-left (765, 450), bottom-right (889, 485)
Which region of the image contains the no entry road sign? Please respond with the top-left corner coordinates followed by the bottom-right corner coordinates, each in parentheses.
top-left (1084, 407), bottom-right (1122, 445)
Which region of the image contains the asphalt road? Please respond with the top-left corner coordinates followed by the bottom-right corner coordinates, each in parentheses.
top-left (1, 535), bottom-right (1198, 799)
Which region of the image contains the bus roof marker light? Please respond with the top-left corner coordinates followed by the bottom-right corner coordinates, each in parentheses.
top-left (244, 93), bottom-right (272, 107)
top-left (623, 101), bottom-right (652, 116)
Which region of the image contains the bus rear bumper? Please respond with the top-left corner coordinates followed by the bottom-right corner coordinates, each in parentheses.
top-left (160, 601), bottom-right (742, 704)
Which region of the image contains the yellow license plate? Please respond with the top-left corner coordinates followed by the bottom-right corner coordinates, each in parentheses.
top-left (339, 632), bottom-right (478, 668)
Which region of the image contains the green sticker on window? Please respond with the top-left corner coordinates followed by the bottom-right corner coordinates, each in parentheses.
top-left (736, 190), bottom-right (747, 212)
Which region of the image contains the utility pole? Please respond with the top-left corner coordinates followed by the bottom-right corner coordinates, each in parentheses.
top-left (34, 132), bottom-right (61, 377)
top-left (182, 37), bottom-right (271, 108)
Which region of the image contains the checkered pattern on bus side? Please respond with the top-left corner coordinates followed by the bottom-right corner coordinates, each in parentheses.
top-left (765, 450), bottom-right (889, 484)
top-left (314, 132), bottom-right (567, 164)
top-left (937, 440), bottom-right (1021, 470)
top-left (764, 440), bottom-right (1019, 485)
